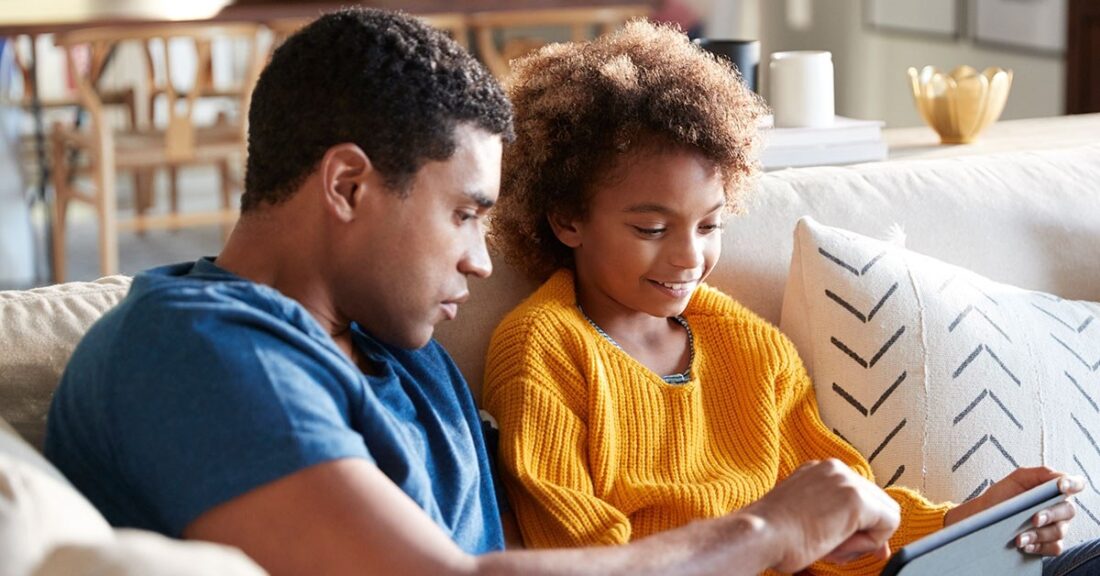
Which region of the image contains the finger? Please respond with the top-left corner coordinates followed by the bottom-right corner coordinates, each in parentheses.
top-left (1032, 501), bottom-right (1076, 527)
top-left (823, 533), bottom-right (885, 564)
top-left (1058, 475), bottom-right (1086, 496)
top-left (792, 459), bottom-right (821, 474)
top-left (1022, 540), bottom-right (1065, 557)
top-left (1032, 521), bottom-right (1070, 545)
top-left (1006, 466), bottom-right (1060, 490)
top-left (1018, 522), bottom-right (1070, 549)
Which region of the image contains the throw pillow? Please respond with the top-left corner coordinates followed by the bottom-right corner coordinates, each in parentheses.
top-left (780, 217), bottom-right (1100, 545)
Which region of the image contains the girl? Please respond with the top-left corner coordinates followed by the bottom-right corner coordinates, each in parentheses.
top-left (482, 20), bottom-right (1090, 575)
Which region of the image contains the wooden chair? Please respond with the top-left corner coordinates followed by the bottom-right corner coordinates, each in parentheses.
top-left (4, 34), bottom-right (138, 193)
top-left (266, 12), bottom-right (470, 49)
top-left (468, 6), bottom-right (651, 81)
top-left (139, 34), bottom-right (253, 220)
top-left (49, 23), bottom-right (266, 281)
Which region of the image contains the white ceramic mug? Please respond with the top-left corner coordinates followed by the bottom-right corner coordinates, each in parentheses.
top-left (768, 50), bottom-right (835, 128)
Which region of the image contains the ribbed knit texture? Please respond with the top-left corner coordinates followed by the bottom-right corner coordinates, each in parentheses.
top-left (482, 270), bottom-right (951, 575)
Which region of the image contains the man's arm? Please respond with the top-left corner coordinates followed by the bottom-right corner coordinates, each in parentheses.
top-left (185, 458), bottom-right (899, 576)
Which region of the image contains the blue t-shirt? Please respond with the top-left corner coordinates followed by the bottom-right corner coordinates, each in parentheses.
top-left (44, 258), bottom-right (504, 554)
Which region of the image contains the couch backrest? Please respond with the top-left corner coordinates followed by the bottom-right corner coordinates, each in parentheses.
top-left (3, 145), bottom-right (1098, 450)
top-left (437, 144), bottom-right (1100, 399)
top-left (0, 277), bottom-right (132, 450)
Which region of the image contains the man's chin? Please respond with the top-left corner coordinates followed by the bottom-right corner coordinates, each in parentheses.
top-left (365, 324), bottom-right (435, 351)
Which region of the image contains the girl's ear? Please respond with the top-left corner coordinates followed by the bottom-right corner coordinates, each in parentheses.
top-left (548, 212), bottom-right (583, 248)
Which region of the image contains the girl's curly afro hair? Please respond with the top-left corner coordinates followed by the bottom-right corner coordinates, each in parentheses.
top-left (489, 19), bottom-right (769, 282)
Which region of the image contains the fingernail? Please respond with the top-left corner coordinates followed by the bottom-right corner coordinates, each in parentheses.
top-left (1061, 478), bottom-right (1070, 491)
top-left (1037, 513), bottom-right (1049, 525)
top-left (1019, 533), bottom-right (1033, 546)
top-left (1026, 544), bottom-right (1038, 554)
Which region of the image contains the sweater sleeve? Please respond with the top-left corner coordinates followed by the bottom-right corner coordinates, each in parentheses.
top-left (482, 315), bottom-right (632, 548)
top-left (769, 334), bottom-right (952, 576)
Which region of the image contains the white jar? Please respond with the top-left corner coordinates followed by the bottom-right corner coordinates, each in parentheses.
top-left (768, 50), bottom-right (835, 128)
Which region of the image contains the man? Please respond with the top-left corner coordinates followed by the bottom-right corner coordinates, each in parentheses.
top-left (45, 9), bottom-right (901, 575)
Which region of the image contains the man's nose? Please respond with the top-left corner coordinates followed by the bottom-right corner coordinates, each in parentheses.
top-left (460, 232), bottom-right (493, 278)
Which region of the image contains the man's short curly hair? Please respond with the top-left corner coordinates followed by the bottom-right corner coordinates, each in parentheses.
top-left (489, 20), bottom-right (767, 282)
top-left (242, 8), bottom-right (513, 211)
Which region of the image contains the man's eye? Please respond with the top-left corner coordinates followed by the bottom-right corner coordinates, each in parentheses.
top-left (700, 223), bottom-right (725, 234)
top-left (456, 210), bottom-right (478, 223)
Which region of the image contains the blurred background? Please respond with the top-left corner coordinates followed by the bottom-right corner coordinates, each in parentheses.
top-left (0, 0), bottom-right (1094, 288)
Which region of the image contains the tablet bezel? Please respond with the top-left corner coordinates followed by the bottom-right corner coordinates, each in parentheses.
top-left (879, 478), bottom-right (1064, 576)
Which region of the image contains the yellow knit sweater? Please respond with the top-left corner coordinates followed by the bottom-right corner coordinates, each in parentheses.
top-left (482, 270), bottom-right (951, 575)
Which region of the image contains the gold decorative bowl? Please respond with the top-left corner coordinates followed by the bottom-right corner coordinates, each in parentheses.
top-left (907, 65), bottom-right (1013, 144)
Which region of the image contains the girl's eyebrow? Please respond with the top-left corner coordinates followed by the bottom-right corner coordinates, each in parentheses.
top-left (622, 201), bottom-right (725, 215)
top-left (622, 202), bottom-right (671, 215)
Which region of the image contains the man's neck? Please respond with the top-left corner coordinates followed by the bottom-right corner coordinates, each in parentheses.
top-left (216, 208), bottom-right (351, 348)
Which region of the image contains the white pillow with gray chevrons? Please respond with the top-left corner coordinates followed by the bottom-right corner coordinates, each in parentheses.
top-left (781, 217), bottom-right (1100, 546)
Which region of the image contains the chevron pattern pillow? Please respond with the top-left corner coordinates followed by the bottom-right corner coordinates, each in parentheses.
top-left (780, 217), bottom-right (1100, 545)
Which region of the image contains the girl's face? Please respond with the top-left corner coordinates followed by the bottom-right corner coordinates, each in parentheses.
top-left (551, 146), bottom-right (726, 322)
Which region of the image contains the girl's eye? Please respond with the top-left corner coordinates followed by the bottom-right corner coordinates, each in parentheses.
top-left (700, 222), bottom-right (725, 234)
top-left (456, 210), bottom-right (478, 223)
top-left (633, 226), bottom-right (666, 237)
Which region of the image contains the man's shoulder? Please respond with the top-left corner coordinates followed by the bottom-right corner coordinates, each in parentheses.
top-left (100, 266), bottom-right (321, 346)
top-left (64, 267), bottom-right (337, 401)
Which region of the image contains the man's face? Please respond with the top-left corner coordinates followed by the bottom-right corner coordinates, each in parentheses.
top-left (335, 124), bottom-right (502, 349)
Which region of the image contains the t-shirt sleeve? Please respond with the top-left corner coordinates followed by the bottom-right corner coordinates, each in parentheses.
top-left (108, 301), bottom-right (370, 537)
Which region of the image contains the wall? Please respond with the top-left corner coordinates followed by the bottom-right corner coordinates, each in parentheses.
top-left (709, 0), bottom-right (1065, 128)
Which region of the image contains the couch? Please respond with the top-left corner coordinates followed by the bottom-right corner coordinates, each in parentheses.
top-left (2, 139), bottom-right (1099, 574)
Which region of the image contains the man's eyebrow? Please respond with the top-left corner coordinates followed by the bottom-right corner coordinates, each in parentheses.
top-left (623, 201), bottom-right (725, 215)
top-left (464, 190), bottom-right (495, 209)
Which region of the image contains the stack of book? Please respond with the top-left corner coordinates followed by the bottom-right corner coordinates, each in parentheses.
top-left (760, 116), bottom-right (888, 170)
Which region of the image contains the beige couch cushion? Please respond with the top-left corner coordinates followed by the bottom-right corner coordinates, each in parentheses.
top-left (32, 529), bottom-right (266, 576)
top-left (0, 414), bottom-right (268, 576)
top-left (0, 416), bottom-right (113, 576)
top-left (0, 276), bottom-right (132, 450)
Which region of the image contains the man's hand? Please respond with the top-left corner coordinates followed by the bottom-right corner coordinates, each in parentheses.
top-left (943, 467), bottom-right (1083, 556)
top-left (743, 459), bottom-right (901, 573)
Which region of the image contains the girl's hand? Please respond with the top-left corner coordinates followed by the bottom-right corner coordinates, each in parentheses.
top-left (943, 467), bottom-right (1084, 556)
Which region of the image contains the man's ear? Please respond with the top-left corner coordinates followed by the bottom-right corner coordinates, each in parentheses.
top-left (548, 212), bottom-right (583, 248)
top-left (319, 143), bottom-right (374, 222)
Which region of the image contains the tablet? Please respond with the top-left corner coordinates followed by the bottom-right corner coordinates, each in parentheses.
top-left (880, 478), bottom-right (1065, 576)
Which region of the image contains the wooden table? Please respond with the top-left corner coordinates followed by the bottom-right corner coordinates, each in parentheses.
top-left (885, 114), bottom-right (1100, 161)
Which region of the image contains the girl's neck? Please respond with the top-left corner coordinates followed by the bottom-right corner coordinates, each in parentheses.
top-left (574, 277), bottom-right (692, 378)
top-left (574, 282), bottom-right (671, 342)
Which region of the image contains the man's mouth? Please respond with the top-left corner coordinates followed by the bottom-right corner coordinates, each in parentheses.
top-left (440, 292), bottom-right (468, 321)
